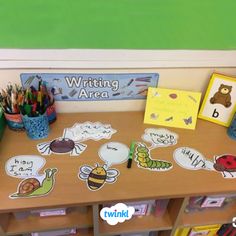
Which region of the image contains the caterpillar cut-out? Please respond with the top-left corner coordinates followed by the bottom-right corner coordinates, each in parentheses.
top-left (135, 143), bottom-right (172, 171)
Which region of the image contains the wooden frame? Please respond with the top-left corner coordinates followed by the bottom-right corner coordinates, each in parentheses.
top-left (198, 73), bottom-right (236, 126)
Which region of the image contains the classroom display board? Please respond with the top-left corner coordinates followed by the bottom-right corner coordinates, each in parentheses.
top-left (20, 73), bottom-right (159, 101)
top-left (0, 0), bottom-right (236, 49)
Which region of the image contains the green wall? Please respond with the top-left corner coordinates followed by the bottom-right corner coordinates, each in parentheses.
top-left (1, 0), bottom-right (236, 49)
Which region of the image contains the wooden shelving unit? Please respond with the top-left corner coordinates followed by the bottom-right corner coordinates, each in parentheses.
top-left (99, 211), bottom-right (172, 236)
top-left (158, 230), bottom-right (172, 236)
top-left (76, 228), bottom-right (94, 236)
top-left (5, 207), bottom-right (93, 235)
top-left (179, 202), bottom-right (236, 228)
top-left (0, 112), bottom-right (236, 236)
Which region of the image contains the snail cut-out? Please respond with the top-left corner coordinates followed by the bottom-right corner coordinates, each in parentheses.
top-left (10, 168), bottom-right (58, 199)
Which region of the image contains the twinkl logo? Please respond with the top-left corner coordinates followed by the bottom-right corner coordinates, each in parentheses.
top-left (100, 203), bottom-right (135, 225)
top-left (104, 210), bottom-right (129, 218)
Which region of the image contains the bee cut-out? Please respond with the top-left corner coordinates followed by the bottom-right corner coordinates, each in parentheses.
top-left (79, 164), bottom-right (119, 191)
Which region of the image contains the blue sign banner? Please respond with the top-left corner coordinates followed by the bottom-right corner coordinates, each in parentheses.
top-left (20, 73), bottom-right (159, 101)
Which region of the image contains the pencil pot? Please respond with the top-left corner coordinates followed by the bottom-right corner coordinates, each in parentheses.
top-left (22, 112), bottom-right (49, 140)
top-left (46, 100), bottom-right (57, 124)
top-left (0, 110), bottom-right (6, 139)
top-left (4, 113), bottom-right (24, 131)
top-left (227, 113), bottom-right (236, 140)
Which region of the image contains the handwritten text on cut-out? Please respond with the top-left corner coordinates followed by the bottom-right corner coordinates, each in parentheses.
top-left (63, 122), bottom-right (117, 142)
top-left (173, 147), bottom-right (214, 170)
top-left (142, 128), bottom-right (178, 149)
top-left (5, 155), bottom-right (46, 178)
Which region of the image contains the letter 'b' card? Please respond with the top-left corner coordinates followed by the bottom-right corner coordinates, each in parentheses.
top-left (198, 73), bottom-right (236, 127)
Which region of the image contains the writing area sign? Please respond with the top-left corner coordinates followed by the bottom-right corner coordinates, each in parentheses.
top-left (20, 73), bottom-right (159, 101)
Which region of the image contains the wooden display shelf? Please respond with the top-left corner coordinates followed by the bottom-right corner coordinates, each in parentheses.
top-left (5, 207), bottom-right (93, 235)
top-left (179, 202), bottom-right (236, 227)
top-left (1, 112), bottom-right (236, 212)
top-left (99, 211), bottom-right (173, 235)
top-left (76, 228), bottom-right (94, 236)
top-left (0, 111), bottom-right (236, 236)
top-left (158, 230), bottom-right (172, 236)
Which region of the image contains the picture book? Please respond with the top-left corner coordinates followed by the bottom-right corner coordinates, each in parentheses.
top-left (144, 87), bottom-right (201, 130)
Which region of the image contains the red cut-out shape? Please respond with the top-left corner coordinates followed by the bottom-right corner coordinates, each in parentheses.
top-left (169, 93), bottom-right (177, 99)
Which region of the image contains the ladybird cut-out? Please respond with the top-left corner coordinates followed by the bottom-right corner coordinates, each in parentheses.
top-left (213, 154), bottom-right (236, 178)
top-left (37, 137), bottom-right (87, 156)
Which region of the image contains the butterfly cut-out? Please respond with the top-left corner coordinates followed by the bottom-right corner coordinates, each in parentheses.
top-left (183, 116), bottom-right (192, 125)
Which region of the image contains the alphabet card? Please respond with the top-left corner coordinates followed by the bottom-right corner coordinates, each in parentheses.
top-left (144, 87), bottom-right (201, 129)
top-left (199, 73), bottom-right (236, 126)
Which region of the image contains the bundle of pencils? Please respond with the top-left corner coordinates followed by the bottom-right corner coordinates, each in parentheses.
top-left (0, 80), bottom-right (54, 117)
top-left (19, 80), bottom-right (54, 117)
top-left (0, 84), bottom-right (24, 114)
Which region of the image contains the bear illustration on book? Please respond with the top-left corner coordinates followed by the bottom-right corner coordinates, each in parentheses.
top-left (210, 84), bottom-right (232, 108)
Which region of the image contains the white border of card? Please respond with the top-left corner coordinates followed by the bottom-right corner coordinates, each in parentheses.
top-left (199, 73), bottom-right (236, 127)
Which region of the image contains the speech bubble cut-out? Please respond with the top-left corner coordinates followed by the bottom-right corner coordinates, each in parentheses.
top-left (100, 203), bottom-right (135, 226)
top-left (5, 155), bottom-right (46, 178)
top-left (142, 128), bottom-right (178, 149)
top-left (173, 147), bottom-right (214, 171)
top-left (98, 142), bottom-right (129, 167)
top-left (63, 122), bottom-right (117, 142)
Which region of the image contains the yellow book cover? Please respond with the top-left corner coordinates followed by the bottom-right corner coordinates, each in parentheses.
top-left (190, 224), bottom-right (220, 236)
top-left (174, 227), bottom-right (190, 236)
top-left (144, 87), bottom-right (201, 130)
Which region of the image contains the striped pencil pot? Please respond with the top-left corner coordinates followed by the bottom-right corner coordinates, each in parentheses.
top-left (4, 113), bottom-right (24, 131)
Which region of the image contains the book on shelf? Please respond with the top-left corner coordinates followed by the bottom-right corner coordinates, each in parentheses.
top-left (30, 228), bottom-right (77, 236)
top-left (30, 208), bottom-right (67, 217)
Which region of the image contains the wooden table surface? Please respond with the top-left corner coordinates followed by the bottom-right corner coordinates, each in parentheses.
top-left (0, 112), bottom-right (236, 213)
